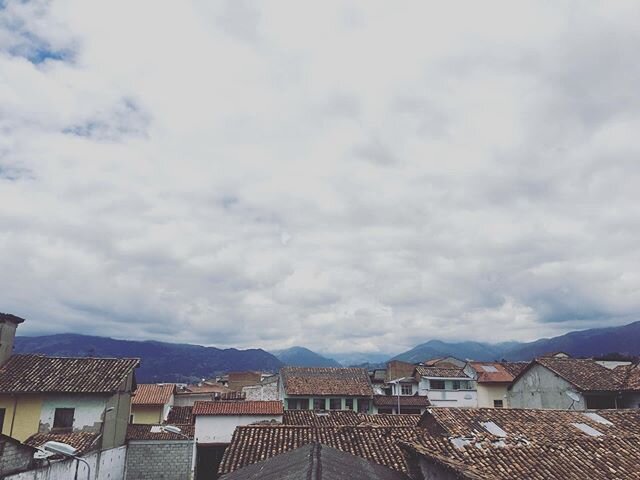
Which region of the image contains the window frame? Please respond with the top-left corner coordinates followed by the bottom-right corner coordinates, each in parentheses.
top-left (312, 398), bottom-right (325, 411)
top-left (329, 398), bottom-right (342, 410)
top-left (493, 400), bottom-right (504, 408)
top-left (401, 384), bottom-right (413, 395)
top-left (430, 380), bottom-right (445, 390)
top-left (53, 408), bottom-right (75, 431)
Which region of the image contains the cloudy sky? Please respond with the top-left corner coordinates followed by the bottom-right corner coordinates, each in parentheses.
top-left (2, 0), bottom-right (640, 356)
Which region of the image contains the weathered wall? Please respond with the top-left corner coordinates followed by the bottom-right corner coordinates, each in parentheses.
top-left (195, 415), bottom-right (283, 444)
top-left (0, 395), bottom-right (43, 441)
top-left (103, 379), bottom-right (134, 449)
top-left (0, 436), bottom-right (36, 476)
top-left (508, 364), bottom-right (586, 410)
top-left (242, 382), bottom-right (278, 401)
top-left (39, 394), bottom-right (107, 434)
top-left (477, 384), bottom-right (509, 408)
top-left (5, 446), bottom-right (126, 480)
top-left (125, 440), bottom-right (193, 480)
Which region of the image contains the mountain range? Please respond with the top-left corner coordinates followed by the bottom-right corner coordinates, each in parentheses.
top-left (14, 320), bottom-right (640, 382)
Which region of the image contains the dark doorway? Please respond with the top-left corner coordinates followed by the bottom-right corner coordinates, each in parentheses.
top-left (195, 444), bottom-right (228, 480)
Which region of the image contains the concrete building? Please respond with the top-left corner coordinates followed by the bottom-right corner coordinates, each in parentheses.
top-left (242, 374), bottom-right (279, 401)
top-left (465, 362), bottom-right (526, 408)
top-left (0, 314), bottom-right (138, 449)
top-left (508, 357), bottom-right (640, 410)
top-left (414, 365), bottom-right (477, 407)
top-left (131, 383), bottom-right (175, 424)
top-left (279, 367), bottom-right (374, 413)
top-left (174, 383), bottom-right (232, 407)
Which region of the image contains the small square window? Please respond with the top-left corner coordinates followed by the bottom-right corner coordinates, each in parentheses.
top-left (313, 398), bottom-right (325, 410)
top-left (430, 380), bottom-right (445, 390)
top-left (401, 384), bottom-right (413, 395)
top-left (452, 381), bottom-right (461, 390)
top-left (329, 399), bottom-right (341, 410)
top-left (345, 399), bottom-right (353, 410)
top-left (53, 408), bottom-right (74, 430)
top-left (493, 400), bottom-right (504, 408)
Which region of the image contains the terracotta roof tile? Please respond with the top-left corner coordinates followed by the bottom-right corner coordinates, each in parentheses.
top-left (126, 424), bottom-right (194, 441)
top-left (25, 432), bottom-right (99, 456)
top-left (0, 312), bottom-right (25, 324)
top-left (415, 366), bottom-right (470, 379)
top-left (498, 361), bottom-right (528, 377)
top-left (281, 367), bottom-right (373, 397)
top-left (192, 400), bottom-right (283, 416)
top-left (468, 362), bottom-right (515, 383)
top-left (176, 383), bottom-right (230, 395)
top-left (0, 354), bottom-right (139, 393)
top-left (219, 425), bottom-right (425, 475)
top-left (283, 410), bottom-right (421, 427)
top-left (523, 357), bottom-right (629, 392)
top-left (167, 406), bottom-right (193, 425)
top-left (132, 383), bottom-right (175, 405)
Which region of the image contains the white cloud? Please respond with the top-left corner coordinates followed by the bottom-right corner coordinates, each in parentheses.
top-left (1, 0), bottom-right (640, 355)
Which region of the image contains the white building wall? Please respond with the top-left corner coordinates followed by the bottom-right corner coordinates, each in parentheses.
top-left (508, 364), bottom-right (586, 410)
top-left (39, 394), bottom-right (108, 433)
top-left (477, 384), bottom-right (509, 408)
top-left (5, 446), bottom-right (126, 480)
top-left (194, 414), bottom-right (283, 444)
top-left (426, 390), bottom-right (477, 407)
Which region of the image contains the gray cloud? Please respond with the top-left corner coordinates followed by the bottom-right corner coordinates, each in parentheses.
top-left (1, 0), bottom-right (640, 356)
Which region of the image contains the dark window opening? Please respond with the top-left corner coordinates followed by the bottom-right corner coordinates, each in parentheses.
top-left (345, 398), bottom-right (353, 410)
top-left (493, 400), bottom-right (504, 408)
top-left (313, 398), bottom-right (325, 410)
top-left (329, 398), bottom-right (341, 410)
top-left (0, 408), bottom-right (5, 433)
top-left (401, 384), bottom-right (413, 395)
top-left (430, 380), bottom-right (445, 390)
top-left (585, 395), bottom-right (616, 410)
top-left (53, 408), bottom-right (74, 431)
top-left (377, 407), bottom-right (393, 414)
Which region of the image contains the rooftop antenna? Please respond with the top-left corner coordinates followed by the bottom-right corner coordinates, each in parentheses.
top-left (566, 391), bottom-right (580, 410)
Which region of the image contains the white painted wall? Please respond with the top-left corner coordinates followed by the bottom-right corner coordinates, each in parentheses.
top-left (39, 394), bottom-right (108, 433)
top-left (426, 390), bottom-right (478, 407)
top-left (5, 446), bottom-right (126, 480)
top-left (390, 382), bottom-right (418, 396)
top-left (195, 414), bottom-right (283, 444)
top-left (477, 384), bottom-right (509, 408)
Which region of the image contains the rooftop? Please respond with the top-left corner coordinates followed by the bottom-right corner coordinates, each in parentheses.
top-left (414, 366), bottom-right (470, 379)
top-left (373, 395), bottom-right (431, 408)
top-left (167, 406), bottom-right (193, 425)
top-left (132, 383), bottom-right (175, 405)
top-left (192, 400), bottom-right (283, 416)
top-left (0, 354), bottom-right (139, 394)
top-left (25, 431), bottom-right (100, 456)
top-left (467, 362), bottom-right (516, 383)
top-left (221, 443), bottom-right (410, 480)
top-left (0, 312), bottom-right (25, 324)
top-left (283, 410), bottom-right (421, 427)
top-left (281, 367), bottom-right (374, 397)
top-left (126, 424), bottom-right (195, 441)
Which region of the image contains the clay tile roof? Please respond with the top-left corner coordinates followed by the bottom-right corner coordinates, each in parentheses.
top-left (281, 367), bottom-right (374, 397)
top-left (167, 406), bottom-right (193, 425)
top-left (0, 354), bottom-right (139, 393)
top-left (373, 395), bottom-right (431, 408)
top-left (0, 312), bottom-right (26, 324)
top-left (221, 443), bottom-right (411, 480)
top-left (468, 362), bottom-right (515, 384)
top-left (126, 424), bottom-right (194, 441)
top-left (192, 400), bottom-right (283, 416)
top-left (132, 383), bottom-right (175, 405)
top-left (531, 357), bottom-right (626, 392)
top-left (283, 410), bottom-right (421, 427)
top-left (498, 361), bottom-right (528, 377)
top-left (414, 366), bottom-right (470, 379)
top-left (25, 432), bottom-right (100, 456)
top-left (176, 383), bottom-right (230, 395)
top-left (218, 425), bottom-right (426, 476)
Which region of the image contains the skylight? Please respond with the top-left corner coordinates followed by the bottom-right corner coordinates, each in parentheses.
top-left (481, 365), bottom-right (498, 372)
top-left (571, 423), bottom-right (603, 437)
top-left (583, 412), bottom-right (613, 426)
top-left (480, 421), bottom-right (507, 437)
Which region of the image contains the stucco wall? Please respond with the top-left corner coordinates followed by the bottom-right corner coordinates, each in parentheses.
top-left (39, 394), bottom-right (108, 434)
top-left (0, 395), bottom-right (43, 441)
top-left (132, 406), bottom-right (164, 424)
top-left (125, 441), bottom-right (193, 480)
top-left (195, 415), bottom-right (283, 444)
top-left (242, 382), bottom-right (278, 401)
top-left (508, 364), bottom-right (586, 410)
top-left (477, 384), bottom-right (509, 408)
top-left (0, 436), bottom-right (36, 476)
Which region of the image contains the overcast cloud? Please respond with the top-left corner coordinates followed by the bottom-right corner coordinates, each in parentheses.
top-left (1, 0), bottom-right (640, 356)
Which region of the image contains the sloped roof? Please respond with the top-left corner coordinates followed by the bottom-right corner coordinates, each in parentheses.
top-left (167, 406), bottom-right (193, 425)
top-left (373, 395), bottom-right (431, 408)
top-left (0, 354), bottom-right (139, 393)
top-left (221, 443), bottom-right (410, 480)
top-left (512, 357), bottom-right (631, 392)
top-left (219, 425), bottom-right (425, 476)
top-left (498, 361), bottom-right (528, 377)
top-left (132, 383), bottom-right (175, 405)
top-left (0, 312), bottom-right (25, 324)
top-left (126, 424), bottom-right (194, 441)
top-left (176, 383), bottom-right (229, 395)
top-left (283, 410), bottom-right (421, 427)
top-left (26, 432), bottom-right (100, 456)
top-left (467, 362), bottom-right (515, 383)
top-left (281, 367), bottom-right (373, 396)
top-left (415, 366), bottom-right (470, 379)
top-left (192, 400), bottom-right (283, 416)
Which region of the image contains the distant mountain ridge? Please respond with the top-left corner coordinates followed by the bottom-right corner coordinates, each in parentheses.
top-left (14, 333), bottom-right (283, 383)
top-left (272, 346), bottom-right (342, 367)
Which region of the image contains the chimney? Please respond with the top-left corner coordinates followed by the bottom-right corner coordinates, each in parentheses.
top-left (0, 313), bottom-right (25, 366)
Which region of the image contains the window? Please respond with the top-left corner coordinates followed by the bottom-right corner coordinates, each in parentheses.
top-left (313, 398), bottom-right (325, 410)
top-left (401, 384), bottom-right (413, 395)
top-left (129, 414), bottom-right (134, 424)
top-left (345, 399), bottom-right (353, 410)
top-left (357, 400), bottom-right (370, 413)
top-left (493, 400), bottom-right (504, 408)
top-left (329, 398), bottom-right (342, 410)
top-left (430, 380), bottom-right (445, 390)
top-left (0, 408), bottom-right (5, 433)
top-left (452, 381), bottom-right (461, 390)
top-left (53, 408), bottom-right (74, 431)
top-left (287, 398), bottom-right (305, 410)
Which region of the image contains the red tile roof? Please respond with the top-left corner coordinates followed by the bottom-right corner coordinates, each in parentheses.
top-left (126, 424), bottom-right (194, 441)
top-left (373, 395), bottom-right (431, 408)
top-left (283, 410), bottom-right (421, 427)
top-left (167, 406), bottom-right (193, 425)
top-left (414, 366), bottom-right (470, 379)
top-left (0, 354), bottom-right (139, 393)
top-left (132, 383), bottom-right (175, 405)
top-left (281, 367), bottom-right (373, 396)
top-left (26, 432), bottom-right (100, 456)
top-left (0, 312), bottom-right (25, 324)
top-left (192, 400), bottom-right (283, 416)
top-left (468, 362), bottom-right (515, 383)
top-left (176, 383), bottom-right (230, 395)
